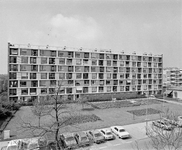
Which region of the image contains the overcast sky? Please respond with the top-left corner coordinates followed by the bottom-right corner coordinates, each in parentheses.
top-left (0, 0), bottom-right (181, 74)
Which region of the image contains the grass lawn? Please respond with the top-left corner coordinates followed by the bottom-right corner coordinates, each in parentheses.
top-left (4, 98), bottom-right (182, 139)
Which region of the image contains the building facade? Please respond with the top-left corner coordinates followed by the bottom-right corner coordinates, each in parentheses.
top-left (8, 43), bottom-right (163, 102)
top-left (163, 68), bottom-right (182, 87)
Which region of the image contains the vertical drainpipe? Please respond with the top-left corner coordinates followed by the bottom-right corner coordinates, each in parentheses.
top-left (7, 42), bottom-right (10, 103)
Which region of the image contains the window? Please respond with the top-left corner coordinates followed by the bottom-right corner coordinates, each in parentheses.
top-left (106, 67), bottom-right (112, 72)
top-left (50, 65), bottom-right (56, 72)
top-left (76, 59), bottom-right (82, 65)
top-left (31, 65), bottom-right (38, 71)
top-left (30, 73), bottom-right (36, 79)
top-left (10, 48), bottom-right (18, 55)
top-left (21, 57), bottom-right (28, 63)
top-left (91, 53), bottom-right (97, 58)
top-left (120, 73), bottom-right (124, 79)
top-left (83, 73), bottom-right (88, 79)
top-left (41, 73), bottom-right (47, 79)
top-left (49, 88), bottom-right (55, 94)
top-left (49, 58), bottom-right (55, 64)
top-left (99, 73), bottom-right (104, 79)
top-left (91, 80), bottom-right (96, 85)
top-left (58, 66), bottom-right (64, 71)
top-left (9, 64), bottom-right (18, 71)
top-left (20, 65), bottom-right (27, 71)
top-left (107, 73), bottom-right (111, 79)
top-left (106, 80), bottom-right (111, 85)
top-left (59, 73), bottom-right (65, 79)
top-left (75, 52), bottom-right (81, 58)
top-left (67, 59), bottom-right (72, 65)
top-left (50, 51), bottom-right (56, 57)
top-left (21, 88), bottom-right (28, 95)
top-left (41, 88), bottom-right (47, 94)
top-left (41, 57), bottom-right (47, 64)
top-left (66, 88), bottom-right (72, 94)
top-left (75, 66), bottom-right (81, 72)
top-left (40, 50), bottom-right (46, 56)
top-left (68, 80), bottom-right (74, 85)
top-left (84, 66), bottom-right (89, 72)
top-left (120, 86), bottom-right (124, 91)
top-left (113, 54), bottom-right (118, 60)
top-left (99, 60), bottom-right (103, 66)
top-left (9, 89), bottom-right (17, 95)
top-left (49, 73), bottom-right (55, 79)
top-left (59, 58), bottom-right (65, 64)
top-left (9, 56), bottom-right (17, 63)
top-left (30, 57), bottom-right (37, 64)
top-left (84, 80), bottom-right (89, 85)
top-left (9, 73), bottom-right (17, 79)
top-left (113, 73), bottom-right (117, 79)
top-left (99, 53), bottom-right (104, 59)
top-left (58, 51), bottom-right (64, 57)
top-left (50, 80), bottom-right (56, 86)
top-left (105, 54), bottom-right (111, 59)
top-left (84, 52), bottom-right (89, 58)
top-left (99, 86), bottom-right (104, 92)
top-left (92, 60), bottom-right (97, 65)
top-left (30, 88), bottom-right (37, 94)
top-left (68, 52), bottom-right (73, 58)
top-left (31, 81), bottom-right (38, 87)
top-left (92, 73), bottom-right (97, 79)
top-left (31, 49), bottom-right (38, 56)
top-left (40, 80), bottom-right (47, 86)
top-left (20, 81), bottom-right (27, 87)
top-left (100, 67), bottom-right (104, 72)
top-left (107, 86), bottom-right (111, 92)
top-left (107, 60), bottom-right (111, 66)
top-left (76, 73), bottom-right (82, 79)
top-left (83, 87), bottom-right (89, 93)
top-left (83, 59), bottom-right (88, 65)
top-left (9, 81), bottom-right (18, 87)
top-left (21, 73), bottom-right (28, 79)
top-left (66, 73), bottom-right (72, 79)
top-left (92, 87), bottom-right (97, 93)
top-left (91, 66), bottom-right (96, 72)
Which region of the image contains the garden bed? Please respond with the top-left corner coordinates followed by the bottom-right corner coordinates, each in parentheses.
top-left (62, 114), bottom-right (102, 126)
top-left (127, 108), bottom-right (162, 116)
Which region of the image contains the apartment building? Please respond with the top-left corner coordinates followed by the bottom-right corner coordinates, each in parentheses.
top-left (163, 68), bottom-right (182, 87)
top-left (8, 43), bottom-right (163, 102)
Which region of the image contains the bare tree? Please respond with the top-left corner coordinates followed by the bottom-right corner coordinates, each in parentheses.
top-left (145, 108), bottom-right (182, 150)
top-left (20, 83), bottom-right (76, 150)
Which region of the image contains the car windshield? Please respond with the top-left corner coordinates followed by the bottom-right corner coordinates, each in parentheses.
top-left (81, 136), bottom-right (87, 141)
top-left (66, 137), bottom-right (75, 141)
top-left (119, 129), bottom-right (125, 132)
top-left (7, 146), bottom-right (18, 150)
top-left (94, 133), bottom-right (101, 137)
top-left (106, 132), bottom-right (112, 135)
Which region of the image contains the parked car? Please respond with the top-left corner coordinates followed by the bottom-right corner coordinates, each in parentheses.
top-left (152, 120), bottom-right (174, 131)
top-left (110, 126), bottom-right (130, 139)
top-left (99, 128), bottom-right (115, 140)
top-left (60, 133), bottom-right (78, 149)
top-left (162, 118), bottom-right (178, 127)
top-left (86, 130), bottom-right (105, 144)
top-left (74, 131), bottom-right (91, 147)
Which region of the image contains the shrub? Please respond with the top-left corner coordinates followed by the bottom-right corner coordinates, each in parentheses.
top-left (0, 109), bottom-right (12, 119)
top-left (12, 103), bottom-right (21, 110)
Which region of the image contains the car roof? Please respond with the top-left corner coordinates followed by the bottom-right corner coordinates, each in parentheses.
top-left (61, 133), bottom-right (74, 138)
top-left (75, 131), bottom-right (87, 137)
top-left (100, 128), bottom-right (111, 132)
top-left (112, 126), bottom-right (124, 129)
